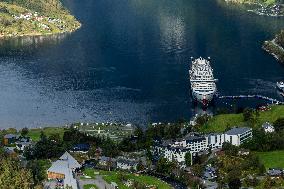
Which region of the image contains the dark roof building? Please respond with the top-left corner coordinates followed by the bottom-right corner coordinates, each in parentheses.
top-left (268, 168), bottom-right (283, 177)
top-left (3, 134), bottom-right (18, 145)
top-left (225, 127), bottom-right (251, 135)
top-left (71, 143), bottom-right (90, 152)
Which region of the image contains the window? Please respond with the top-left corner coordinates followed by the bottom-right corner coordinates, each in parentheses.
top-left (230, 136), bottom-right (232, 144)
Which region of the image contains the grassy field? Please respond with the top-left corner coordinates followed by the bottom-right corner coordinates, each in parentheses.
top-left (200, 105), bottom-right (284, 133)
top-left (83, 169), bottom-right (172, 189)
top-left (83, 184), bottom-right (98, 189)
top-left (27, 127), bottom-right (65, 141)
top-left (257, 151), bottom-right (284, 169)
top-left (78, 123), bottom-right (134, 141)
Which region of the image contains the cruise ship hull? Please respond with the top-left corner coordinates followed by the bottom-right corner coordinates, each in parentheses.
top-left (277, 82), bottom-right (284, 92)
top-left (189, 57), bottom-right (217, 107)
top-left (192, 90), bottom-right (215, 106)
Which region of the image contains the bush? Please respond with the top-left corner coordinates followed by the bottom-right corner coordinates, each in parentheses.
top-left (222, 142), bottom-right (239, 156)
top-left (274, 118), bottom-right (284, 132)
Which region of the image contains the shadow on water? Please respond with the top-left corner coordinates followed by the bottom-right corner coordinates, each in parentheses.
top-left (0, 33), bottom-right (69, 56)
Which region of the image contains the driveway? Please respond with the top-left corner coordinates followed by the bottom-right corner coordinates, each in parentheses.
top-left (78, 175), bottom-right (111, 189)
top-left (43, 181), bottom-right (57, 189)
top-left (202, 179), bottom-right (218, 189)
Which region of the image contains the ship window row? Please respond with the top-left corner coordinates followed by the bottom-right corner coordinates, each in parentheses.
top-left (193, 84), bottom-right (215, 86)
top-left (191, 75), bottom-right (213, 77)
top-left (194, 90), bottom-right (214, 92)
top-left (194, 87), bottom-right (215, 89)
top-left (193, 85), bottom-right (215, 87)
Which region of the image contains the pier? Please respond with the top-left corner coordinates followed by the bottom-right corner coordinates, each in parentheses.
top-left (217, 95), bottom-right (284, 105)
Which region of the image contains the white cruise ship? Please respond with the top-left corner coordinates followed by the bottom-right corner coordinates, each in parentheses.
top-left (277, 81), bottom-right (284, 92)
top-left (189, 57), bottom-right (217, 106)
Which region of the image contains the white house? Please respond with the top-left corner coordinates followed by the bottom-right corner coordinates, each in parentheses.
top-left (116, 158), bottom-right (138, 171)
top-left (164, 147), bottom-right (187, 164)
top-left (98, 156), bottom-right (116, 168)
top-left (262, 122), bottom-right (275, 133)
top-left (15, 141), bottom-right (32, 151)
top-left (224, 127), bottom-right (252, 146)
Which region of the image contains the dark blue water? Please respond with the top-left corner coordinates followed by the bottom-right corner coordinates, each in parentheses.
top-left (0, 0), bottom-right (284, 128)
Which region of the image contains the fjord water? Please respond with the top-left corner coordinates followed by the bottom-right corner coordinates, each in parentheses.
top-left (0, 0), bottom-right (284, 128)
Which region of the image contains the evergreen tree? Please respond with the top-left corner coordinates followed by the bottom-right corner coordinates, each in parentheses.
top-left (185, 152), bottom-right (192, 166)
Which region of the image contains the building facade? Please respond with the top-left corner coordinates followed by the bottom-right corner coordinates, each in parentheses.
top-left (224, 127), bottom-right (252, 146)
top-left (206, 133), bottom-right (224, 149)
top-left (152, 134), bottom-right (208, 166)
top-left (3, 134), bottom-right (17, 145)
top-left (152, 127), bottom-right (253, 167)
top-left (47, 152), bottom-right (81, 189)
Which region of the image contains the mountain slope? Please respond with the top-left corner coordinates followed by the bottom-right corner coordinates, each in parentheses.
top-left (0, 0), bottom-right (81, 37)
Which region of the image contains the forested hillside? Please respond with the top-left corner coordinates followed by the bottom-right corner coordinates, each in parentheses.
top-left (276, 30), bottom-right (284, 47)
top-left (0, 0), bottom-right (81, 37)
top-left (3, 0), bottom-right (67, 15)
top-left (227, 0), bottom-right (282, 6)
top-left (263, 30), bottom-right (284, 63)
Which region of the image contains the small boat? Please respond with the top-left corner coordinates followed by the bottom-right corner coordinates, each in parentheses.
top-left (276, 81), bottom-right (284, 92)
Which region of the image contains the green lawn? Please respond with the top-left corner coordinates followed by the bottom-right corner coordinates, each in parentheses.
top-left (201, 113), bottom-right (244, 133)
top-left (27, 127), bottom-right (65, 141)
top-left (83, 184), bottom-right (98, 189)
top-left (200, 105), bottom-right (284, 133)
top-left (83, 169), bottom-right (172, 189)
top-left (257, 151), bottom-right (284, 169)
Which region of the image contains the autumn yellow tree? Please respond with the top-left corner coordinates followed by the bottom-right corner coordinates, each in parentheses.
top-left (0, 156), bottom-right (34, 189)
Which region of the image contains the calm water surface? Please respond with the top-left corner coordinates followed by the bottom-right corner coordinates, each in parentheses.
top-left (0, 0), bottom-right (284, 128)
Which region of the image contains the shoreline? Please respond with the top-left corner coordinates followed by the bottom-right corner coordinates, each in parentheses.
top-left (0, 24), bottom-right (81, 39)
top-left (224, 0), bottom-right (284, 17)
top-left (223, 0), bottom-right (284, 62)
top-left (263, 36), bottom-right (284, 64)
